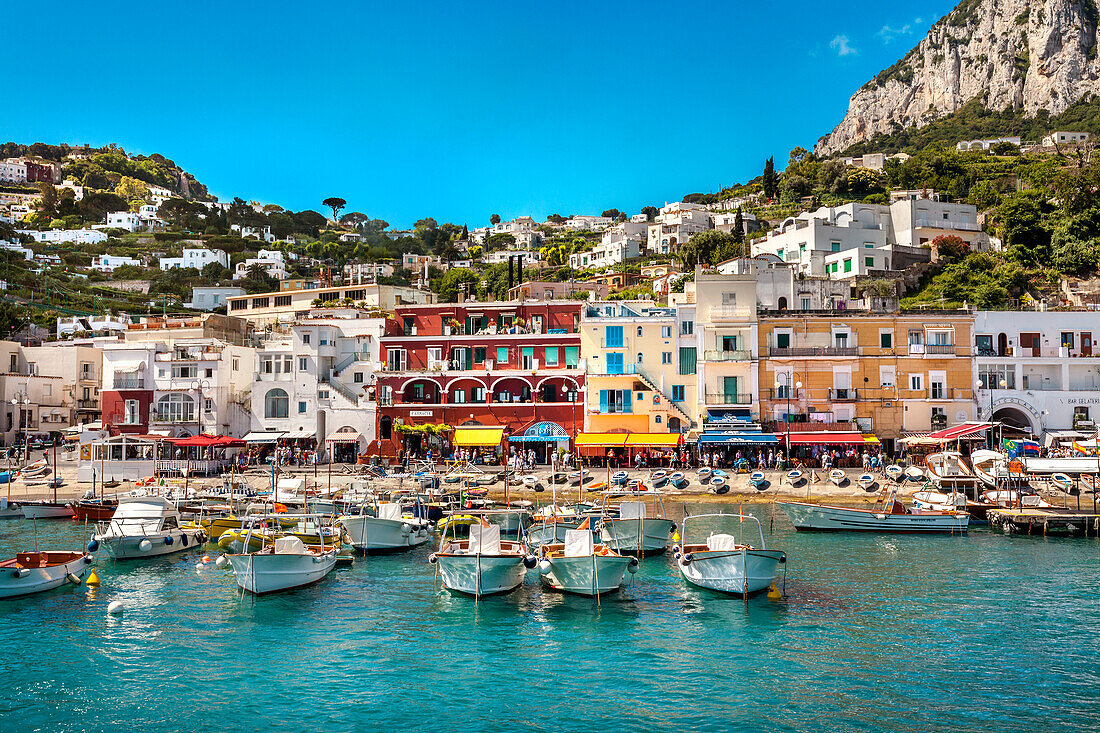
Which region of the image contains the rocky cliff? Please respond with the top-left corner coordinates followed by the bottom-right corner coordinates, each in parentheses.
top-left (817, 0), bottom-right (1100, 154)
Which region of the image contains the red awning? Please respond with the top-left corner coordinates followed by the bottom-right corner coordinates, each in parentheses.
top-left (168, 434), bottom-right (245, 447)
top-left (923, 422), bottom-right (992, 442)
top-left (786, 432), bottom-right (874, 445)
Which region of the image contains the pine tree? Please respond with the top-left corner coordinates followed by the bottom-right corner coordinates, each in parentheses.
top-left (732, 208), bottom-right (745, 244)
top-left (762, 157), bottom-right (779, 200)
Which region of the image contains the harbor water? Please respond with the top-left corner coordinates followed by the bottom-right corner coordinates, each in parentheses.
top-left (1, 506), bottom-right (1098, 732)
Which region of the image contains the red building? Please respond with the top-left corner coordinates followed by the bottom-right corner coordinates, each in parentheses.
top-left (375, 301), bottom-right (586, 461)
top-left (24, 161), bottom-right (58, 183)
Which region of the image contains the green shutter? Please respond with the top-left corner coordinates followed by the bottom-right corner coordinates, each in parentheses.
top-left (497, 346), bottom-right (508, 364)
top-left (545, 346), bottom-right (559, 365)
top-left (678, 347), bottom-right (696, 375)
top-left (565, 346), bottom-right (579, 367)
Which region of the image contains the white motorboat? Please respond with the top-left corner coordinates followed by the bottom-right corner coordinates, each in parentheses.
top-left (969, 450), bottom-right (1007, 488)
top-left (227, 536), bottom-right (337, 595)
top-left (925, 452), bottom-right (977, 491)
top-left (0, 551), bottom-right (94, 598)
top-left (912, 488), bottom-right (968, 512)
top-left (674, 513), bottom-right (785, 595)
top-left (982, 489), bottom-right (1052, 509)
top-left (21, 501), bottom-right (75, 519)
top-left (90, 497), bottom-right (204, 559)
top-left (431, 520), bottom-right (533, 596)
top-left (857, 473), bottom-right (876, 491)
top-left (828, 469), bottom-right (846, 486)
top-left (538, 528), bottom-right (635, 596)
top-left (597, 493), bottom-right (674, 556)
top-left (338, 495), bottom-right (431, 552)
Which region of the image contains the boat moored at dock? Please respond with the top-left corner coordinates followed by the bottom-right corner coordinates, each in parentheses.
top-left (674, 512), bottom-right (785, 595)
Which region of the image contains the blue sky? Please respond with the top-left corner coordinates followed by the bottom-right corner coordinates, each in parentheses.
top-left (4, 0), bottom-right (957, 228)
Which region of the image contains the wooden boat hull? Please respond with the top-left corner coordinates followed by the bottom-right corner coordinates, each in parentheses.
top-left (338, 515), bottom-right (430, 551)
top-left (71, 502), bottom-right (117, 522)
top-left (435, 554), bottom-right (527, 596)
top-left (778, 501), bottom-right (969, 533)
top-left (0, 551), bottom-right (93, 598)
top-left (21, 502), bottom-right (75, 519)
top-left (228, 551), bottom-right (337, 595)
top-left (598, 517), bottom-right (674, 555)
top-left (539, 554), bottom-right (632, 596)
top-left (677, 548), bottom-right (785, 594)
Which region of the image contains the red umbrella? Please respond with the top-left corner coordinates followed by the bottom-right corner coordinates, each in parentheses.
top-left (169, 434), bottom-right (220, 447)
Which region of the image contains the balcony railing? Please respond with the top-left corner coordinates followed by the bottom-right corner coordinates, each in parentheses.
top-left (705, 392), bottom-right (753, 405)
top-left (77, 399), bottom-right (98, 409)
top-left (706, 305), bottom-right (754, 321)
top-left (150, 412), bottom-right (198, 423)
top-left (829, 389), bottom-right (858, 401)
top-left (925, 344), bottom-right (956, 355)
top-left (915, 219), bottom-right (980, 231)
top-left (112, 377), bottom-right (144, 389)
top-left (762, 388), bottom-right (806, 400)
top-left (768, 346), bottom-right (858, 357)
top-left (703, 349), bottom-right (752, 362)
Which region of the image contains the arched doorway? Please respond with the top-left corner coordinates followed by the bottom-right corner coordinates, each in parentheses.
top-left (992, 406), bottom-right (1034, 434)
top-left (997, 333), bottom-right (1007, 356)
top-left (777, 297), bottom-right (787, 311)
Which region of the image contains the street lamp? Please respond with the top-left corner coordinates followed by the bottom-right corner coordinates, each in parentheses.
top-left (10, 388), bottom-right (30, 464)
top-left (781, 374), bottom-right (802, 467)
top-left (977, 376), bottom-right (1007, 448)
top-left (190, 379), bottom-right (211, 435)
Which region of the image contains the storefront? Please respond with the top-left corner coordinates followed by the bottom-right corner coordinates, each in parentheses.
top-left (624, 433), bottom-right (681, 467)
top-left (452, 426), bottom-right (505, 463)
top-left (574, 432), bottom-right (681, 467)
top-left (327, 428), bottom-right (362, 463)
top-left (785, 432), bottom-right (880, 468)
top-left (698, 430), bottom-right (779, 468)
top-left (506, 421), bottom-right (570, 464)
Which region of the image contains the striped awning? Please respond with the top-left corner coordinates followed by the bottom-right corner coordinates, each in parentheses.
top-left (326, 430), bottom-right (361, 443)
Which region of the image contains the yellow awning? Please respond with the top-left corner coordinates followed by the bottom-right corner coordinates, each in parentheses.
top-left (453, 427), bottom-right (505, 447)
top-left (575, 432), bottom-right (628, 447)
top-left (862, 434), bottom-right (880, 444)
top-left (625, 433), bottom-right (681, 447)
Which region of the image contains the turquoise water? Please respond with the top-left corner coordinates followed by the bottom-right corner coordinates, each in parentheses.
top-left (1, 506), bottom-right (1098, 732)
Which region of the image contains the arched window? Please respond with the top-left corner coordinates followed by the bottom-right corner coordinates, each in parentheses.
top-left (156, 393), bottom-right (195, 423)
top-left (265, 388), bottom-right (289, 419)
top-left (778, 296), bottom-right (788, 311)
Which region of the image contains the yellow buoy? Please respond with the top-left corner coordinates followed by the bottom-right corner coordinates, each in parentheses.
top-left (672, 532), bottom-right (680, 542)
top-left (767, 581), bottom-right (782, 601)
top-left (86, 570), bottom-right (101, 587)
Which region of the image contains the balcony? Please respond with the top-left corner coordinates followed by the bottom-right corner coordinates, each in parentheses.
top-left (915, 218), bottom-right (980, 231)
top-left (703, 349), bottom-right (752, 362)
top-left (112, 377), bottom-right (145, 389)
top-left (768, 346), bottom-right (858, 357)
top-left (706, 305), bottom-right (754, 321)
top-left (150, 411), bottom-right (198, 424)
top-left (705, 392), bottom-right (753, 405)
top-left (828, 389), bottom-right (858, 401)
top-left (761, 388), bottom-right (806, 400)
top-left (77, 399), bottom-right (99, 410)
top-left (925, 344), bottom-right (956, 355)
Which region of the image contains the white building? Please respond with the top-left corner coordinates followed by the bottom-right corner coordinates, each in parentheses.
top-left (250, 312), bottom-right (386, 455)
top-left (955, 137), bottom-right (1021, 152)
top-left (344, 262), bottom-right (395, 283)
top-left (0, 241), bottom-right (33, 260)
top-left (234, 250), bottom-right (288, 281)
top-left (1042, 131), bottom-right (1090, 146)
top-left (160, 248), bottom-right (230, 271)
top-left (92, 255), bottom-right (142, 272)
top-left (565, 215), bottom-right (614, 232)
top-left (569, 239), bottom-right (641, 269)
top-left (973, 311), bottom-right (1100, 435)
top-left (237, 225), bottom-right (275, 242)
top-left (647, 202), bottom-right (713, 255)
top-left (18, 228), bottom-right (108, 245)
top-left (0, 160), bottom-right (27, 184)
top-left (187, 286), bottom-right (246, 311)
top-left (105, 210), bottom-right (162, 232)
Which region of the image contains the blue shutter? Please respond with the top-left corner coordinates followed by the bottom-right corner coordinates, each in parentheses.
top-left (621, 390), bottom-right (632, 413)
top-left (600, 390), bottom-right (609, 413)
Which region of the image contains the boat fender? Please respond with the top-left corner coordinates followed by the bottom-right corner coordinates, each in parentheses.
top-left (13, 568), bottom-right (25, 578)
top-left (522, 555), bottom-right (537, 569)
top-left (779, 554), bottom-right (786, 564)
top-left (66, 572), bottom-right (82, 585)
top-left (138, 539), bottom-right (153, 553)
top-left (107, 600), bottom-right (123, 615)
top-left (681, 554), bottom-right (692, 566)
top-left (672, 544), bottom-right (680, 554)
top-left (87, 539), bottom-right (99, 553)
top-left (83, 555), bottom-right (94, 564)
top-left (181, 534), bottom-right (189, 547)
top-left (537, 559), bottom-right (552, 575)
top-left (627, 558), bottom-right (639, 574)
top-left (215, 555), bottom-right (227, 567)
top-left (673, 552), bottom-right (682, 562)
top-left (401, 523), bottom-right (412, 536)
top-left (427, 554), bottom-right (438, 565)
top-left (670, 522), bottom-right (677, 531)
top-left (312, 556), bottom-right (323, 564)
top-left (164, 536), bottom-right (174, 546)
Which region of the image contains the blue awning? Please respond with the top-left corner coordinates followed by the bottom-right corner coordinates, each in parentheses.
top-left (698, 432), bottom-right (779, 445)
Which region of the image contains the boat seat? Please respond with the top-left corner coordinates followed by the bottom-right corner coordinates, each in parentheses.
top-left (619, 501), bottom-right (646, 520)
top-left (377, 502), bottom-right (402, 521)
top-left (468, 523), bottom-right (501, 555)
top-left (16, 552), bottom-right (45, 568)
top-left (706, 534), bottom-right (738, 552)
top-left (564, 529), bottom-right (594, 558)
top-left (273, 536), bottom-right (306, 555)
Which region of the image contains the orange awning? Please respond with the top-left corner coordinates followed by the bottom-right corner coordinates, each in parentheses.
top-left (574, 432), bottom-right (628, 447)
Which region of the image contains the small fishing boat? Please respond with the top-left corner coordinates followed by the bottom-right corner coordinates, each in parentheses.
top-left (338, 495), bottom-right (432, 552)
top-left (0, 551), bottom-right (94, 598)
top-left (431, 516), bottom-right (534, 596)
top-left (597, 492), bottom-right (675, 556)
top-left (71, 499), bottom-right (118, 522)
top-left (786, 469), bottom-right (804, 485)
top-left (0, 497), bottom-right (22, 520)
top-left (227, 535), bottom-right (338, 595)
top-left (538, 526), bottom-right (636, 596)
top-left (828, 469), bottom-right (846, 486)
top-left (650, 470), bottom-right (668, 488)
top-left (526, 505), bottom-right (596, 549)
top-left (1051, 473), bottom-right (1074, 493)
top-left (550, 472), bottom-right (569, 485)
top-left (443, 474), bottom-right (463, 484)
top-left (670, 472), bottom-right (689, 490)
top-left (521, 475), bottom-right (539, 488)
top-left (610, 471), bottom-right (628, 486)
top-left (21, 501), bottom-right (75, 519)
top-left (912, 489), bottom-right (968, 512)
top-left (674, 513), bottom-right (785, 595)
top-left (709, 477), bottom-right (729, 494)
top-left (749, 471), bottom-right (766, 490)
top-left (711, 469), bottom-right (728, 478)
top-left (925, 452), bottom-right (976, 490)
top-left (779, 482), bottom-right (969, 534)
top-left (982, 489), bottom-right (1052, 509)
top-left (696, 468), bottom-right (713, 480)
top-left (474, 476), bottom-right (496, 486)
top-left (627, 479), bottom-right (645, 491)
top-left (905, 466), bottom-right (925, 482)
top-left (585, 481), bottom-right (607, 493)
top-left (969, 450), bottom-right (1007, 488)
top-left (568, 470), bottom-right (590, 486)
top-left (0, 470), bottom-right (17, 484)
top-left (857, 473), bottom-right (876, 492)
top-left (47, 477), bottom-right (65, 489)
top-left (885, 465), bottom-right (904, 482)
top-left (89, 497), bottom-right (204, 559)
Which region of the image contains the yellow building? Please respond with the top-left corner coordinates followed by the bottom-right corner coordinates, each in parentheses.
top-left (580, 301), bottom-right (698, 435)
top-left (758, 312), bottom-right (976, 452)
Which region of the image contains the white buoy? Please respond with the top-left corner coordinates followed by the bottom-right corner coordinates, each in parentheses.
top-left (107, 600), bottom-right (124, 615)
top-left (215, 555), bottom-right (227, 567)
top-left (194, 562), bottom-right (205, 571)
top-left (138, 539), bottom-right (152, 552)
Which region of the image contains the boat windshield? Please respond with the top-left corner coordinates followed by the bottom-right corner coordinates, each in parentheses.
top-left (680, 512), bottom-right (766, 550)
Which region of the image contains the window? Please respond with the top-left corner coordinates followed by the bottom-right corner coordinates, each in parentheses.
top-left (231, 300), bottom-right (246, 311)
top-left (302, 333), bottom-right (311, 345)
top-left (298, 401), bottom-right (307, 414)
top-left (636, 326), bottom-right (643, 337)
top-left (636, 392), bottom-right (644, 401)
top-left (975, 335), bottom-right (994, 356)
top-left (879, 366), bottom-right (895, 387)
top-left (156, 393), bottom-right (196, 423)
top-left (565, 346), bottom-right (579, 368)
top-left (661, 325), bottom-right (672, 338)
top-left (124, 399), bottom-right (139, 424)
top-left (544, 347), bottom-right (559, 366)
top-left (299, 357), bottom-right (308, 371)
top-left (977, 365), bottom-right (1015, 389)
top-left (1062, 332), bottom-right (1075, 348)
top-left (843, 258), bottom-right (852, 273)
top-left (775, 332), bottom-right (790, 349)
top-left (451, 389), bottom-right (466, 404)
top-left (880, 332), bottom-right (892, 348)
top-left (672, 385), bottom-right (685, 401)
top-left (496, 346), bottom-right (509, 364)
top-left (801, 298), bottom-right (811, 309)
top-left (830, 241), bottom-right (841, 252)
top-left (522, 347), bottom-right (534, 369)
top-left (232, 357), bottom-right (239, 371)
top-left (662, 351), bottom-right (672, 364)
top-left (251, 297), bottom-right (269, 308)
top-left (204, 368), bottom-right (213, 378)
top-left (605, 326), bottom-right (623, 348)
top-left (865, 257), bottom-right (874, 267)
top-left (274, 295), bottom-right (292, 307)
top-left (353, 372), bottom-right (363, 383)
top-left (264, 388), bottom-right (289, 419)
top-left (655, 415), bottom-right (662, 424)
top-left (598, 389), bottom-right (631, 414)
top-left (680, 320), bottom-right (694, 335)
top-left (473, 347), bottom-right (486, 363)
top-left (909, 374), bottom-right (923, 391)
top-left (171, 364), bottom-right (197, 379)
top-left (678, 347), bottom-right (696, 375)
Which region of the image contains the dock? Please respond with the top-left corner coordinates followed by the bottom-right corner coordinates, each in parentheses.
top-left (988, 508), bottom-right (1100, 536)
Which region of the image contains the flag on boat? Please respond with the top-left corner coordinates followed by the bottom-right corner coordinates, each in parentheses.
top-left (1003, 439), bottom-right (1040, 457)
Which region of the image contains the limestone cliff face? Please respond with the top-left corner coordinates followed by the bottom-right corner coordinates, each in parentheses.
top-left (817, 0), bottom-right (1100, 154)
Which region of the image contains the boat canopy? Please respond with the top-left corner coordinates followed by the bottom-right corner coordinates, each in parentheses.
top-left (452, 426), bottom-right (505, 447)
top-left (1021, 457), bottom-right (1100, 475)
top-left (699, 431), bottom-right (779, 445)
top-left (786, 432), bottom-right (879, 445)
